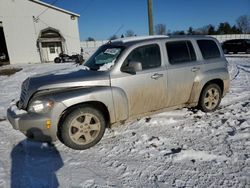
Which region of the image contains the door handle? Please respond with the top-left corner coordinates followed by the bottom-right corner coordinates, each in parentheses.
top-left (151, 73), bottom-right (163, 80)
top-left (191, 67), bottom-right (200, 72)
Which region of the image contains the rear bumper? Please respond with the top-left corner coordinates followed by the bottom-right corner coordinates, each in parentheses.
top-left (7, 103), bottom-right (57, 142)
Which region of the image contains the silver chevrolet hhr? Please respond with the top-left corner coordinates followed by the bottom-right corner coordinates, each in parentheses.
top-left (7, 35), bottom-right (230, 150)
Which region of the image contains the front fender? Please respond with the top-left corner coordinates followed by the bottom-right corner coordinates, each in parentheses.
top-left (111, 87), bottom-right (129, 122)
top-left (51, 87), bottom-right (116, 124)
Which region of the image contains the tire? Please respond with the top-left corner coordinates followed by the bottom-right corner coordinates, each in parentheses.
top-left (54, 57), bottom-right (61, 63)
top-left (60, 106), bottom-right (106, 150)
top-left (199, 84), bottom-right (222, 112)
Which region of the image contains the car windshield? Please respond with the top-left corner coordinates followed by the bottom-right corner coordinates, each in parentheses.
top-left (84, 44), bottom-right (124, 71)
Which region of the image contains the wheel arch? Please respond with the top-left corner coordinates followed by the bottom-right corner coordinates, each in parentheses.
top-left (197, 78), bottom-right (224, 106)
top-left (57, 101), bottom-right (111, 141)
top-left (201, 79), bottom-right (224, 96)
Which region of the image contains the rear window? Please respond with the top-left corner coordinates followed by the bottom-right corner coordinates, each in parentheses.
top-left (197, 40), bottom-right (221, 59)
top-left (166, 41), bottom-right (196, 64)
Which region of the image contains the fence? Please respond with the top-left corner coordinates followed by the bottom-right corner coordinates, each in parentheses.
top-left (81, 40), bottom-right (108, 49)
top-left (80, 40), bottom-right (108, 58)
top-left (80, 34), bottom-right (250, 56)
top-left (210, 34), bottom-right (250, 43)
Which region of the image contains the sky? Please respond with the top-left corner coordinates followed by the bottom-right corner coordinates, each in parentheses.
top-left (42, 0), bottom-right (250, 40)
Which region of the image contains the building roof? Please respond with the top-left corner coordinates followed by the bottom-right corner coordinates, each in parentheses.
top-left (29, 0), bottom-right (80, 17)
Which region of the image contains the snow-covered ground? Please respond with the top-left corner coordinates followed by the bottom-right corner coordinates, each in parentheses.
top-left (0, 58), bottom-right (249, 187)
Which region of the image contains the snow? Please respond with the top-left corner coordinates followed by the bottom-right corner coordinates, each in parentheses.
top-left (9, 103), bottom-right (26, 115)
top-left (98, 60), bottom-right (115, 71)
top-left (0, 57), bottom-right (249, 187)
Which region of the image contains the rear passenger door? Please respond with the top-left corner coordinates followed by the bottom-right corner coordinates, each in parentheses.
top-left (165, 40), bottom-right (201, 107)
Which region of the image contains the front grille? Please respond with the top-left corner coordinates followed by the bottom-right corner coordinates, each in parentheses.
top-left (19, 78), bottom-right (29, 109)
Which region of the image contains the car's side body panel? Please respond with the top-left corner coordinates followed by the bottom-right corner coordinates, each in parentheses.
top-left (7, 35), bottom-right (230, 145)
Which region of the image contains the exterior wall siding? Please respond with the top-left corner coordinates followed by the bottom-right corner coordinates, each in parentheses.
top-left (0, 0), bottom-right (80, 64)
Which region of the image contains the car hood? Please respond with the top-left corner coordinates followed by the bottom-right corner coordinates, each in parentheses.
top-left (19, 67), bottom-right (110, 109)
top-left (29, 67), bottom-right (110, 90)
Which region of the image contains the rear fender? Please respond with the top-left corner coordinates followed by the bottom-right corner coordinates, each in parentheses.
top-left (188, 67), bottom-right (229, 104)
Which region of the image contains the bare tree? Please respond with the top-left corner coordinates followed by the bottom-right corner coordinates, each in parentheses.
top-left (155, 24), bottom-right (166, 35)
top-left (236, 15), bottom-right (250, 34)
top-left (86, 37), bottom-right (95, 41)
top-left (187, 27), bottom-right (194, 35)
top-left (125, 30), bottom-right (135, 37)
top-left (109, 35), bottom-right (118, 40)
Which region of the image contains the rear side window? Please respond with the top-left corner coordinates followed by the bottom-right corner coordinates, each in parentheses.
top-left (125, 44), bottom-right (161, 70)
top-left (166, 41), bottom-right (196, 64)
top-left (197, 40), bottom-right (221, 59)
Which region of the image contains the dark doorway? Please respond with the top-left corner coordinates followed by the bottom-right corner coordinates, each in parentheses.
top-left (38, 27), bottom-right (65, 62)
top-left (0, 22), bottom-right (9, 64)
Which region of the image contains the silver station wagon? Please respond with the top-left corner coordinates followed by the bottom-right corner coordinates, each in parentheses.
top-left (7, 36), bottom-right (230, 150)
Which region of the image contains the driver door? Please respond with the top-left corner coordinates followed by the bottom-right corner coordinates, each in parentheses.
top-left (111, 43), bottom-right (168, 118)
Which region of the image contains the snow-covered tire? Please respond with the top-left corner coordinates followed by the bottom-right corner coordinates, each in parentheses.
top-left (199, 84), bottom-right (222, 112)
top-left (60, 106), bottom-right (106, 150)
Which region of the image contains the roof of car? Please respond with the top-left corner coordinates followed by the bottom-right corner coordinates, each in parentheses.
top-left (109, 35), bottom-right (216, 47)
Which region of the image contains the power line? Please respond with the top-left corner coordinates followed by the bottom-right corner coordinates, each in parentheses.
top-left (113, 24), bottom-right (124, 37)
top-left (36, 0), bottom-right (60, 19)
top-left (78, 0), bottom-right (96, 15)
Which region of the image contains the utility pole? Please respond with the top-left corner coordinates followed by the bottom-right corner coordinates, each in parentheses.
top-left (147, 0), bottom-right (154, 35)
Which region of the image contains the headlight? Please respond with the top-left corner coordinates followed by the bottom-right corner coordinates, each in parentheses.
top-left (28, 99), bottom-right (54, 113)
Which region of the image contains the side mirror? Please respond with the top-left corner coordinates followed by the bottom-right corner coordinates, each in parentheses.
top-left (121, 61), bottom-right (142, 74)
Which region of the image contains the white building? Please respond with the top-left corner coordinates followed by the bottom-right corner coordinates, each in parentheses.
top-left (0, 0), bottom-right (81, 64)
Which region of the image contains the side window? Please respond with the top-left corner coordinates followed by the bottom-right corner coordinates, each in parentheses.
top-left (124, 44), bottom-right (161, 70)
top-left (166, 41), bottom-right (197, 64)
top-left (197, 40), bottom-right (221, 59)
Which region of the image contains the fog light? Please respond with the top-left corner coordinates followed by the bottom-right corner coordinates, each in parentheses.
top-left (45, 120), bottom-right (51, 129)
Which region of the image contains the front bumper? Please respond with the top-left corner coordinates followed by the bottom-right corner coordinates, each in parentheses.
top-left (7, 103), bottom-right (57, 142)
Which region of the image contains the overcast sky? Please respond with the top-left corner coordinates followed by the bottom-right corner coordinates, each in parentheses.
top-left (42, 0), bottom-right (250, 40)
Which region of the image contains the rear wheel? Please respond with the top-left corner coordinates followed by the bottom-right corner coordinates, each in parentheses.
top-left (199, 84), bottom-right (222, 112)
top-left (54, 57), bottom-right (61, 63)
top-left (60, 106), bottom-right (106, 150)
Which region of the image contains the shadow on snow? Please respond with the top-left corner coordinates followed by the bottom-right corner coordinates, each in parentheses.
top-left (11, 138), bottom-right (63, 188)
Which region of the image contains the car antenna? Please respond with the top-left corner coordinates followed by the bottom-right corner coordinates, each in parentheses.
top-left (108, 24), bottom-right (124, 44)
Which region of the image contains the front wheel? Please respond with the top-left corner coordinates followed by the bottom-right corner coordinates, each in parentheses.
top-left (199, 84), bottom-right (222, 112)
top-left (60, 106), bottom-right (106, 150)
